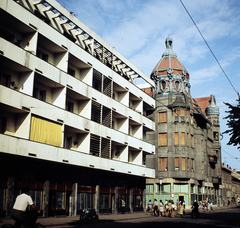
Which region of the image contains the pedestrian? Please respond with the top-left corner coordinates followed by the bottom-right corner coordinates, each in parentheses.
top-left (218, 201), bottom-right (220, 208)
top-left (210, 201), bottom-right (213, 211)
top-left (159, 200), bottom-right (164, 217)
top-left (153, 199), bottom-right (159, 216)
top-left (179, 201), bottom-right (184, 217)
top-left (11, 187), bottom-right (37, 228)
top-left (120, 198), bottom-right (125, 214)
top-left (147, 200), bottom-right (153, 215)
top-left (199, 201), bottom-right (202, 210)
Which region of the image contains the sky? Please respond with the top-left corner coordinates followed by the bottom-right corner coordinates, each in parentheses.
top-left (56, 0), bottom-right (240, 170)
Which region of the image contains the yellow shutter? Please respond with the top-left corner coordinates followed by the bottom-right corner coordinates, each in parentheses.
top-left (30, 116), bottom-right (62, 147)
top-left (159, 112), bottom-right (167, 123)
top-left (175, 157), bottom-right (179, 167)
top-left (174, 132), bottom-right (179, 145)
top-left (174, 109), bottom-right (178, 117)
top-left (180, 109), bottom-right (185, 117)
top-left (181, 132), bottom-right (185, 145)
top-left (182, 158), bottom-right (186, 171)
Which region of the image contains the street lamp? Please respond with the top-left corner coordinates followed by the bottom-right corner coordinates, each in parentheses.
top-left (159, 177), bottom-right (163, 201)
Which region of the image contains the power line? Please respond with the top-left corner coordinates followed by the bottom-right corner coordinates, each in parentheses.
top-left (180, 0), bottom-right (240, 99)
top-left (221, 148), bottom-right (240, 163)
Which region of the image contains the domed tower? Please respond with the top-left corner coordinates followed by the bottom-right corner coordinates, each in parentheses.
top-left (145, 37), bottom-right (221, 206)
top-left (151, 37), bottom-right (191, 98)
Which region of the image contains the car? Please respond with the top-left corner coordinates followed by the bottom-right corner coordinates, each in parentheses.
top-left (237, 202), bottom-right (240, 208)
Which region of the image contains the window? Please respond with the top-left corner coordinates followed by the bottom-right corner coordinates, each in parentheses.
top-left (191, 159), bottom-right (194, 172)
top-left (175, 157), bottom-right (179, 170)
top-left (180, 109), bottom-right (185, 121)
top-left (202, 161), bottom-right (204, 174)
top-left (186, 110), bottom-right (189, 121)
top-left (213, 131), bottom-right (219, 141)
top-left (159, 112), bottom-right (167, 123)
top-left (0, 117), bottom-right (7, 134)
top-left (174, 109), bottom-right (178, 121)
top-left (159, 158), bottom-right (168, 171)
top-left (187, 133), bottom-right (189, 146)
top-left (181, 132), bottom-right (185, 145)
top-left (65, 136), bottom-right (72, 149)
top-left (66, 100), bottom-right (74, 113)
top-left (182, 158), bottom-right (186, 171)
top-left (174, 132), bottom-right (179, 145)
top-left (159, 133), bottom-right (167, 146)
top-left (201, 140), bottom-right (203, 151)
top-left (67, 67), bottom-right (75, 77)
top-left (191, 135), bottom-right (194, 148)
top-left (33, 88), bottom-right (46, 101)
top-left (36, 49), bottom-right (49, 62)
top-left (0, 72), bottom-right (11, 87)
top-left (187, 158), bottom-right (190, 171)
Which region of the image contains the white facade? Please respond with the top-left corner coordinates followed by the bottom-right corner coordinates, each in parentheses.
top-left (0, 0), bottom-right (156, 216)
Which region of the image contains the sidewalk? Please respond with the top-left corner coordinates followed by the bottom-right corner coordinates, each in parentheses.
top-left (0, 205), bottom-right (236, 227)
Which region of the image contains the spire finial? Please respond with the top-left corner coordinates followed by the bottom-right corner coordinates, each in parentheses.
top-left (162, 37), bottom-right (177, 57)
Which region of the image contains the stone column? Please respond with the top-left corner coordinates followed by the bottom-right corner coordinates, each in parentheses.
top-left (130, 188), bottom-right (133, 213)
top-left (143, 189), bottom-right (146, 213)
top-left (6, 177), bottom-right (15, 218)
top-left (96, 185), bottom-right (100, 213)
top-left (71, 183), bottom-right (78, 216)
top-left (115, 187), bottom-right (119, 214)
top-left (43, 180), bottom-right (50, 218)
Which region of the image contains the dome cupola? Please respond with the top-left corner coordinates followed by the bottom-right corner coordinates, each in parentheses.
top-left (151, 37), bottom-right (190, 98)
top-left (206, 94), bottom-right (219, 116)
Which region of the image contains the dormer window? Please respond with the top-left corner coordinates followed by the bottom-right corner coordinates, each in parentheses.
top-left (175, 81), bottom-right (180, 91)
top-left (161, 80), bottom-right (166, 91)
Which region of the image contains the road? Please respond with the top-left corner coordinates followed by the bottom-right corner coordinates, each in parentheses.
top-left (47, 208), bottom-right (240, 228)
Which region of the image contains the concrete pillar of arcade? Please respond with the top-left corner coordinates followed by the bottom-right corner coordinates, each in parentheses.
top-left (130, 188), bottom-right (133, 213)
top-left (115, 187), bottom-right (119, 214)
top-left (43, 180), bottom-right (50, 218)
top-left (96, 185), bottom-right (100, 214)
top-left (6, 177), bottom-right (15, 218)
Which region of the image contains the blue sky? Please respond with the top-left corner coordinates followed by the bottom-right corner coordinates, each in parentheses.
top-left (56, 0), bottom-right (240, 170)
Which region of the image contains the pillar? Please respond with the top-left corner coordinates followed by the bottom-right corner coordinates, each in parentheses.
top-left (96, 185), bottom-right (100, 214)
top-left (114, 187), bottom-right (118, 214)
top-left (71, 183), bottom-right (78, 216)
top-left (6, 177), bottom-right (15, 218)
top-left (130, 188), bottom-right (133, 213)
top-left (43, 180), bottom-right (50, 218)
top-left (143, 189), bottom-right (146, 213)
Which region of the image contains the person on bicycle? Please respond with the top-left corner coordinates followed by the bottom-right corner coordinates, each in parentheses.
top-left (11, 187), bottom-right (37, 228)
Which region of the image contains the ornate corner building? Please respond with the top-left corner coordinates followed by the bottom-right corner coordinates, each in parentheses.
top-left (145, 37), bottom-right (222, 208)
top-left (0, 0), bottom-right (156, 217)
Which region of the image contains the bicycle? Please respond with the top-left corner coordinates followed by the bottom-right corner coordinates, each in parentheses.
top-left (1, 211), bottom-right (45, 228)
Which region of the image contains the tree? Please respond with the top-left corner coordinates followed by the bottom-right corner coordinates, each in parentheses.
top-left (223, 97), bottom-right (240, 150)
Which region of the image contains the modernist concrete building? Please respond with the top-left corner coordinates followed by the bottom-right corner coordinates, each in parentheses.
top-left (145, 37), bottom-right (222, 208)
top-left (0, 0), bottom-right (156, 217)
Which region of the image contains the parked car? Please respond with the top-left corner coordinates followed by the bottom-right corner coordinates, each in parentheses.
top-left (79, 209), bottom-right (99, 223)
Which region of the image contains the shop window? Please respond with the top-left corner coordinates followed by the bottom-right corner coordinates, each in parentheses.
top-left (174, 132), bottom-right (179, 145)
top-left (33, 88), bottom-right (46, 101)
top-left (77, 193), bottom-right (95, 210)
top-left (134, 195), bottom-right (143, 209)
top-left (56, 191), bottom-right (65, 210)
top-left (0, 72), bottom-right (11, 87)
top-left (30, 190), bottom-right (43, 210)
top-left (99, 193), bottom-right (109, 209)
top-left (175, 157), bottom-right (179, 171)
top-left (159, 112), bottom-right (167, 123)
top-left (182, 158), bottom-right (186, 171)
top-left (159, 133), bottom-right (167, 146)
top-left (159, 157), bottom-right (168, 171)
top-left (181, 132), bottom-right (185, 145)
top-left (146, 184), bottom-right (154, 193)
